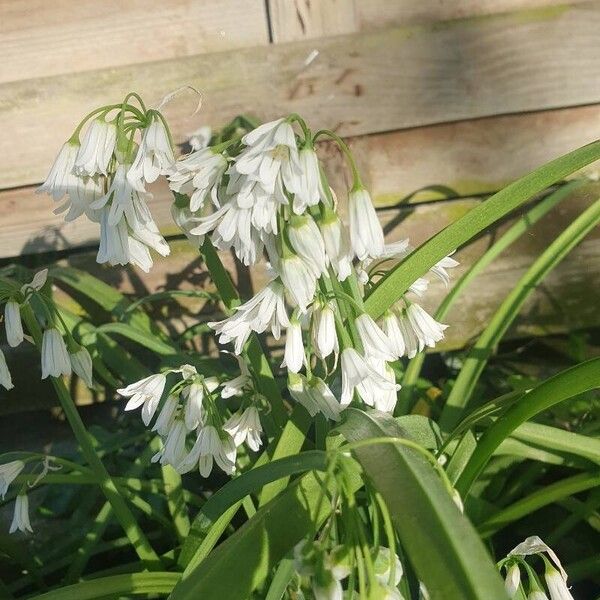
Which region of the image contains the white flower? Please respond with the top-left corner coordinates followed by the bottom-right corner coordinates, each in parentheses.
top-left (409, 278), bottom-right (429, 297)
top-left (0, 461), bottom-right (25, 498)
top-left (177, 425), bottom-right (236, 477)
top-left (234, 118), bottom-right (300, 195)
top-left (529, 591), bottom-right (550, 600)
top-left (5, 301), bottom-right (23, 348)
top-left (368, 359), bottom-right (400, 412)
top-left (282, 318), bottom-right (305, 373)
top-left (348, 187), bottom-right (384, 260)
top-left (188, 125), bottom-right (212, 151)
top-left (41, 328), bottom-right (71, 379)
top-left (10, 495), bottom-right (33, 534)
top-left (287, 215), bottom-right (328, 277)
top-left (279, 254), bottom-right (317, 313)
top-left (209, 279), bottom-right (289, 354)
top-left (168, 149), bottom-right (227, 211)
top-left (406, 303), bottom-right (448, 351)
top-left (504, 563), bottom-right (521, 598)
top-left (374, 547), bottom-right (403, 587)
top-left (544, 563), bottom-right (574, 600)
top-left (74, 118), bottom-right (117, 176)
top-left (171, 204), bottom-right (205, 247)
top-left (118, 373), bottom-right (167, 426)
top-left (152, 419), bottom-right (188, 467)
top-left (92, 164), bottom-right (170, 271)
top-left (340, 348), bottom-right (398, 407)
top-left (355, 313), bottom-right (396, 361)
top-left (382, 311), bottom-right (405, 358)
top-left (0, 349), bottom-right (13, 390)
top-left (288, 373), bottom-right (342, 421)
top-left (69, 346), bottom-right (93, 388)
top-left (311, 300), bottom-right (338, 359)
top-left (223, 406), bottom-right (263, 451)
top-left (152, 395), bottom-right (179, 436)
top-left (396, 311), bottom-right (419, 358)
top-left (430, 252), bottom-right (459, 286)
top-left (292, 146), bottom-right (322, 214)
top-left (183, 377), bottom-right (219, 430)
top-left (319, 211), bottom-right (353, 281)
top-left (221, 357), bottom-right (251, 398)
top-left (128, 112), bottom-right (175, 189)
top-left (313, 579), bottom-right (343, 600)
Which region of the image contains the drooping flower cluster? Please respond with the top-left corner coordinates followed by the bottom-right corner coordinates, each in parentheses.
top-left (117, 359), bottom-right (262, 477)
top-left (500, 536), bottom-right (575, 600)
top-left (0, 269), bottom-right (94, 389)
top-left (38, 101), bottom-right (173, 272)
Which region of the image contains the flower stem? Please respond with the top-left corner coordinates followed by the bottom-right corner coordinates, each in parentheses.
top-left (21, 305), bottom-right (162, 570)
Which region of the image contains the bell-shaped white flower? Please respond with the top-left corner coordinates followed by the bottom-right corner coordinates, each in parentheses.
top-left (118, 373), bottom-right (167, 426)
top-left (279, 253), bottom-right (317, 313)
top-left (128, 112), bottom-right (175, 189)
top-left (221, 357), bottom-right (251, 399)
top-left (382, 310), bottom-right (406, 358)
top-left (504, 563), bottom-right (521, 598)
top-left (319, 210), bottom-right (353, 281)
top-left (10, 494), bottom-right (33, 534)
top-left (544, 562), bottom-right (574, 600)
top-left (312, 578), bottom-right (343, 600)
top-left (430, 252), bottom-right (459, 286)
top-left (292, 146), bottom-right (322, 214)
top-left (152, 419), bottom-right (189, 467)
top-left (188, 125), bottom-right (212, 151)
top-left (282, 318), bottom-right (305, 373)
top-left (288, 215), bottom-right (328, 277)
top-left (406, 303), bottom-right (448, 351)
top-left (311, 300), bottom-right (338, 359)
top-left (288, 373), bottom-right (342, 421)
top-left (368, 359), bottom-right (400, 412)
top-left (355, 313), bottom-right (397, 361)
top-left (209, 279), bottom-right (290, 354)
top-left (0, 461), bottom-right (25, 498)
top-left (74, 118), bottom-right (117, 176)
top-left (168, 149), bottom-right (227, 211)
top-left (152, 395), bottom-right (179, 436)
top-left (177, 425), bottom-right (236, 477)
top-left (374, 547), bottom-right (403, 587)
top-left (0, 349), bottom-right (13, 390)
top-left (5, 301), bottom-right (23, 348)
top-left (223, 406), bottom-right (263, 451)
top-left (41, 328), bottom-right (71, 379)
top-left (183, 377), bottom-right (219, 430)
top-left (340, 348), bottom-right (398, 407)
top-left (69, 345), bottom-right (94, 388)
top-left (37, 142), bottom-right (80, 201)
top-left (348, 186), bottom-right (384, 261)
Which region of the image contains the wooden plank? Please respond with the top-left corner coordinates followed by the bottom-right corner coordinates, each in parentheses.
top-left (3, 104), bottom-right (600, 259)
top-left (0, 0), bottom-right (269, 84)
top-left (2, 3), bottom-right (600, 189)
top-left (268, 0), bottom-right (576, 42)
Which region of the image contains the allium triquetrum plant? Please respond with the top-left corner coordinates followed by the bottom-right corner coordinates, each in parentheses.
top-left (0, 92), bottom-right (598, 599)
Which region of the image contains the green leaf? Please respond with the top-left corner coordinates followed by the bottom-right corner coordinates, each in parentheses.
top-left (170, 467), bottom-right (361, 599)
top-left (28, 572), bottom-right (180, 600)
top-left (478, 472), bottom-right (600, 537)
top-left (441, 197), bottom-right (600, 430)
top-left (178, 449), bottom-right (327, 569)
top-left (96, 322), bottom-right (178, 355)
top-left (399, 181), bottom-right (582, 410)
top-left (365, 143), bottom-right (600, 319)
top-left (456, 358), bottom-right (600, 495)
top-left (337, 409), bottom-right (508, 600)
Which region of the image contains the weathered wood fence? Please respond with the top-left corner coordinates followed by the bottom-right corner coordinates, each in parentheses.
top-left (1, 0), bottom-right (600, 356)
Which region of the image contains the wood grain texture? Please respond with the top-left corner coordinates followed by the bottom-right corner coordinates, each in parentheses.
top-left (3, 104), bottom-right (600, 259)
top-left (0, 0), bottom-right (269, 84)
top-left (2, 3), bottom-right (600, 189)
top-left (268, 0), bottom-right (577, 42)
